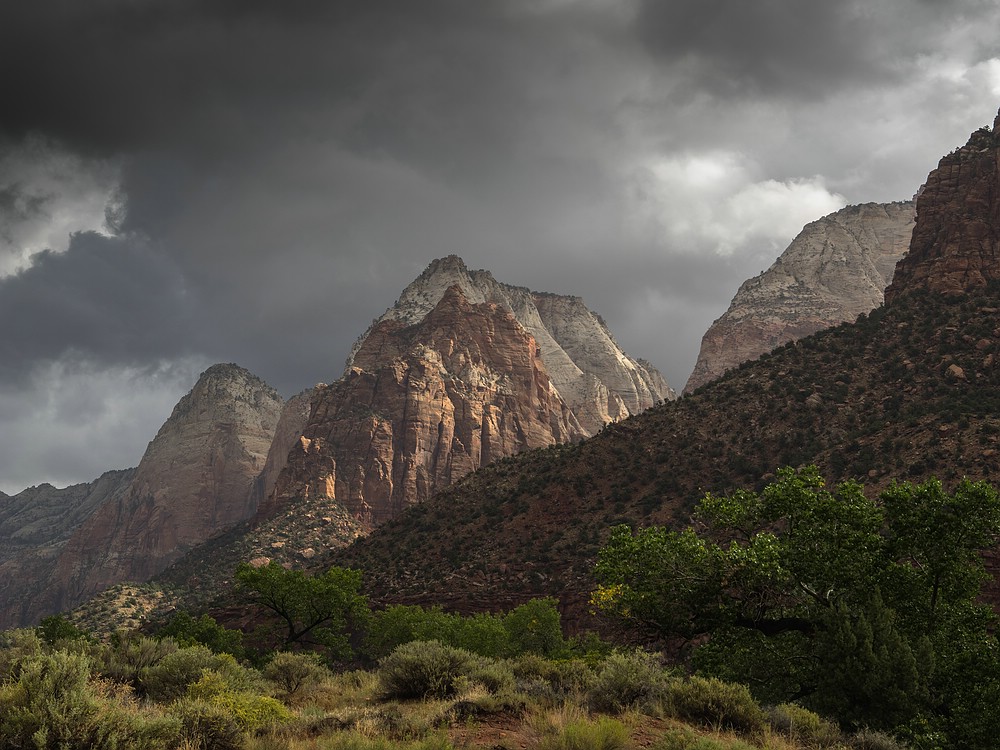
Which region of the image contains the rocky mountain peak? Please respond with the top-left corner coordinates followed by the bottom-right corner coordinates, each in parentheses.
top-left (885, 107), bottom-right (1000, 302)
top-left (685, 201), bottom-right (915, 393)
top-left (266, 258), bottom-right (673, 525)
top-left (34, 363), bottom-right (285, 622)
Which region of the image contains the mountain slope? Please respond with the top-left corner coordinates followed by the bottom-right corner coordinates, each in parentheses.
top-left (685, 201), bottom-right (914, 393)
top-left (331, 110), bottom-right (1000, 626)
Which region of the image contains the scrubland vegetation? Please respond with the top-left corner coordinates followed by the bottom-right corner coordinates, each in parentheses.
top-left (5, 467), bottom-right (999, 749)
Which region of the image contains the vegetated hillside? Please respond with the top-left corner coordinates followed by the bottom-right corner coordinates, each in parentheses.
top-left (334, 285), bottom-right (1000, 627)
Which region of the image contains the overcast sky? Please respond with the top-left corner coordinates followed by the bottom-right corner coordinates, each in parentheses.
top-left (1, 0), bottom-right (999, 494)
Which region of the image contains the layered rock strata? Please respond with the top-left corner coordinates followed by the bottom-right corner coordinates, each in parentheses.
top-left (685, 201), bottom-right (914, 393)
top-left (265, 257), bottom-right (673, 525)
top-left (886, 110), bottom-right (1000, 301)
top-left (28, 364), bottom-right (284, 622)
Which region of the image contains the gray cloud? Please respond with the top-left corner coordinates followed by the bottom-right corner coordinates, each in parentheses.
top-left (0, 232), bottom-right (196, 384)
top-left (0, 0), bottom-right (999, 490)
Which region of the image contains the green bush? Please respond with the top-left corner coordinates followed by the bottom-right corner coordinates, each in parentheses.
top-left (849, 728), bottom-right (910, 750)
top-left (98, 634), bottom-right (178, 689)
top-left (263, 650), bottom-right (331, 697)
top-left (664, 676), bottom-right (767, 737)
top-left (767, 703), bottom-right (842, 747)
top-left (141, 645), bottom-right (261, 701)
top-left (0, 628), bottom-right (43, 681)
top-left (157, 612), bottom-right (245, 658)
top-left (651, 727), bottom-right (757, 750)
top-left (169, 698), bottom-right (245, 750)
top-left (538, 716), bottom-right (629, 750)
top-left (186, 672), bottom-right (291, 731)
top-left (378, 641), bottom-right (474, 700)
top-left (503, 598), bottom-right (566, 657)
top-left (589, 650), bottom-right (670, 712)
top-left (466, 658), bottom-right (516, 694)
top-left (0, 650), bottom-right (180, 750)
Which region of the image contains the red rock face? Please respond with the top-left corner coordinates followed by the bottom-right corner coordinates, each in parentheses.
top-left (36, 364), bottom-right (284, 620)
top-left (886, 110), bottom-right (1000, 302)
top-left (262, 285), bottom-right (584, 526)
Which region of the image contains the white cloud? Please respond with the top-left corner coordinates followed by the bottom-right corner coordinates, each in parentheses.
top-left (624, 150), bottom-right (844, 259)
top-left (0, 137), bottom-right (119, 277)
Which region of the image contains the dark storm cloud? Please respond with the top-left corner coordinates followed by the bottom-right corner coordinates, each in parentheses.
top-left (0, 231), bottom-right (196, 384)
top-left (633, 0), bottom-right (960, 98)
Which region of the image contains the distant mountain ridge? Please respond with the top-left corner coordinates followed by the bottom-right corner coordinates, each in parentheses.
top-left (685, 201), bottom-right (914, 392)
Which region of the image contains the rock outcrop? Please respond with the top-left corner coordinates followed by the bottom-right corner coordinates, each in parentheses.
top-left (248, 387), bottom-right (315, 511)
top-left (264, 257), bottom-right (673, 525)
top-left (886, 110), bottom-right (1000, 301)
top-left (19, 364), bottom-right (285, 623)
top-left (0, 470), bottom-right (133, 627)
top-left (685, 201), bottom-right (915, 393)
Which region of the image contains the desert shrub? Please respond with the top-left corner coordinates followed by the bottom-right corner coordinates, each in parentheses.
top-left (589, 650), bottom-right (670, 712)
top-left (187, 672), bottom-right (291, 731)
top-left (0, 650), bottom-right (180, 750)
top-left (0, 628), bottom-right (43, 680)
top-left (650, 727), bottom-right (757, 750)
top-left (768, 703), bottom-right (842, 747)
top-left (98, 633), bottom-right (178, 689)
top-left (141, 645), bottom-right (261, 701)
top-left (512, 654), bottom-right (595, 698)
top-left (264, 650), bottom-right (331, 697)
top-left (378, 640), bottom-right (474, 700)
top-left (538, 716), bottom-right (629, 750)
top-left (849, 728), bottom-right (910, 750)
top-left (466, 658), bottom-right (516, 694)
top-left (170, 698), bottom-right (246, 750)
top-left (664, 676), bottom-right (767, 737)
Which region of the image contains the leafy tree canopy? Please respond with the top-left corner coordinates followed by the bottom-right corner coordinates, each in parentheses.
top-left (593, 466), bottom-right (1000, 747)
top-left (234, 562), bottom-right (369, 658)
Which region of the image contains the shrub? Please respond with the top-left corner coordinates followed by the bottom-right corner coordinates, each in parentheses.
top-left (169, 698), bottom-right (245, 750)
top-left (141, 646), bottom-right (261, 701)
top-left (98, 634), bottom-right (178, 689)
top-left (0, 628), bottom-right (43, 680)
top-left (849, 728), bottom-right (910, 750)
top-left (378, 641), bottom-right (474, 700)
top-left (650, 727), bottom-right (757, 750)
top-left (264, 650), bottom-right (331, 697)
top-left (538, 716), bottom-right (629, 750)
top-left (767, 703), bottom-right (842, 747)
top-left (157, 612), bottom-right (245, 658)
top-left (187, 672), bottom-right (291, 731)
top-left (0, 650), bottom-right (180, 750)
top-left (589, 650), bottom-right (670, 712)
top-left (664, 676), bottom-right (767, 737)
top-left (466, 658), bottom-right (516, 694)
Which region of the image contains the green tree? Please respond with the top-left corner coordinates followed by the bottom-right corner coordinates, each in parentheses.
top-left (157, 612), bottom-right (244, 658)
top-left (593, 467), bottom-right (1000, 745)
top-left (233, 563), bottom-right (369, 658)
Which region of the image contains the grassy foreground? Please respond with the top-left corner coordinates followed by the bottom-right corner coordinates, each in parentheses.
top-left (0, 629), bottom-right (905, 750)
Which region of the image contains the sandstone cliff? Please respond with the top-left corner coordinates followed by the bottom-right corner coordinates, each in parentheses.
top-left (247, 387), bottom-right (315, 511)
top-left (886, 109), bottom-right (1000, 301)
top-left (684, 201), bottom-right (914, 393)
top-left (265, 257), bottom-right (673, 525)
top-left (23, 364), bottom-right (285, 623)
top-left (0, 470), bottom-right (133, 628)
